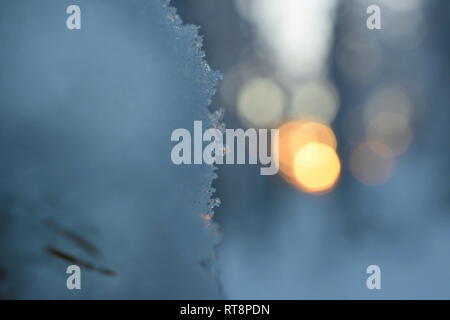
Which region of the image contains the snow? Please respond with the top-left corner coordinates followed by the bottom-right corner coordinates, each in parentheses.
top-left (0, 0), bottom-right (222, 299)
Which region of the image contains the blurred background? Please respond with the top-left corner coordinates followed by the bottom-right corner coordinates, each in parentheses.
top-left (173, 0), bottom-right (450, 298)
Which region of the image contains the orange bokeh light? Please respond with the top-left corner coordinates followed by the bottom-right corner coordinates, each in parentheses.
top-left (350, 141), bottom-right (396, 186)
top-left (275, 120), bottom-right (340, 194)
top-left (293, 142), bottom-right (341, 194)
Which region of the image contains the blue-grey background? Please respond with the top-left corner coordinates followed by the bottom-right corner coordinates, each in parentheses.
top-left (174, 0), bottom-right (450, 299)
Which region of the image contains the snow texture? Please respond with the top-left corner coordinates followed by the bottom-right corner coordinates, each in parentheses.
top-left (0, 0), bottom-right (222, 299)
